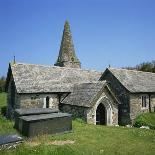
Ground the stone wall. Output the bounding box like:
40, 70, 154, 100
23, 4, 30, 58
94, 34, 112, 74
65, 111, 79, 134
58, 61, 81, 69
60, 87, 119, 125
130, 94, 149, 122
150, 94, 155, 112
6, 75, 60, 119
100, 71, 131, 125
86, 88, 118, 125
59, 104, 88, 121
54, 21, 81, 69
6, 76, 19, 119
19, 94, 59, 109
130, 93, 155, 123
101, 70, 155, 125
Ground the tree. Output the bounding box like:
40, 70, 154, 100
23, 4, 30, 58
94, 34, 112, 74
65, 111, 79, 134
124, 60, 155, 73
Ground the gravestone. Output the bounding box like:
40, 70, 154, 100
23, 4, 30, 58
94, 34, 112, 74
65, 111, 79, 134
18, 113, 72, 137
0, 134, 23, 150
14, 108, 59, 129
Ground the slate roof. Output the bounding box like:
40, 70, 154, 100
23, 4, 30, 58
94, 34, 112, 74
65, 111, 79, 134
105, 68, 155, 93
7, 63, 102, 93
62, 81, 106, 107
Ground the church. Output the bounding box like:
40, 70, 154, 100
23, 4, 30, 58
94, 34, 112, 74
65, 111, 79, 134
5, 21, 155, 125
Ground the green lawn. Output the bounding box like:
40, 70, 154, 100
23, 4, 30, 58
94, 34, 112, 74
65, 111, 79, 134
0, 92, 155, 155
0, 92, 7, 109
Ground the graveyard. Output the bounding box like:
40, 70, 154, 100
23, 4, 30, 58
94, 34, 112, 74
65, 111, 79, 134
0, 92, 155, 155
1, 0, 155, 154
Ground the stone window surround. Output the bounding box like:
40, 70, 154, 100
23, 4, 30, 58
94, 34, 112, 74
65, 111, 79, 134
43, 97, 54, 108
141, 95, 147, 109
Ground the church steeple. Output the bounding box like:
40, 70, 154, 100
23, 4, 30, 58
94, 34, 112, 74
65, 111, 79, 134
54, 21, 81, 68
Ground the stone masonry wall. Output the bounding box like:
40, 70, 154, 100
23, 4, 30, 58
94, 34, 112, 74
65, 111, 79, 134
6, 76, 19, 119
130, 94, 149, 122
130, 93, 155, 122
150, 94, 155, 112
59, 104, 88, 121
130, 93, 155, 123
62, 61, 81, 68
6, 77, 60, 119
19, 94, 59, 109
100, 71, 131, 125
87, 88, 118, 125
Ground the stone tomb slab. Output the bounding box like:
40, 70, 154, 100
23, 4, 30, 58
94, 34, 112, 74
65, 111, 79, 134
18, 113, 72, 137
0, 134, 23, 150
14, 108, 59, 130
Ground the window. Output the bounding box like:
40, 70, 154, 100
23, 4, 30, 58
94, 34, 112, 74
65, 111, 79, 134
142, 96, 147, 108
46, 96, 49, 108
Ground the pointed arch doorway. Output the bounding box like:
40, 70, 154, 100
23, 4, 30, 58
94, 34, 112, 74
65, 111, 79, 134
96, 103, 106, 125
95, 96, 113, 125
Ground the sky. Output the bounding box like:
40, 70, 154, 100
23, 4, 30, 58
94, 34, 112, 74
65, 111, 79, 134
0, 0, 155, 76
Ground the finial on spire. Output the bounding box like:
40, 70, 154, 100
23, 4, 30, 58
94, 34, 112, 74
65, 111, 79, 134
13, 55, 16, 64
64, 20, 69, 27
54, 21, 81, 68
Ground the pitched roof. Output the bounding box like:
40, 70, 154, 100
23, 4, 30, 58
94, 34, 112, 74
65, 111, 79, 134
104, 68, 155, 93
62, 81, 106, 107
7, 63, 102, 93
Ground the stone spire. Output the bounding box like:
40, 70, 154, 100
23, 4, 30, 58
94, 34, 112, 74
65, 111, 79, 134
54, 21, 81, 68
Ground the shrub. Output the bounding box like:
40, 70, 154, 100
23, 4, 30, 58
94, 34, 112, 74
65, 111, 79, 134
133, 112, 155, 130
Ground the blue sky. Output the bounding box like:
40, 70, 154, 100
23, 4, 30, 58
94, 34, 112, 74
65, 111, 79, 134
0, 0, 155, 76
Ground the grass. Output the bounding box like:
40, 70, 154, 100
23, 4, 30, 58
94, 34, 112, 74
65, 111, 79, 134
0, 92, 7, 109
0, 92, 155, 155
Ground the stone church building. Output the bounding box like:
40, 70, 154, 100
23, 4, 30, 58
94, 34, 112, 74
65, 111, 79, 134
5, 21, 155, 125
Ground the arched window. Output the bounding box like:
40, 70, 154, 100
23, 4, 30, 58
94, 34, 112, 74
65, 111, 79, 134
46, 96, 49, 108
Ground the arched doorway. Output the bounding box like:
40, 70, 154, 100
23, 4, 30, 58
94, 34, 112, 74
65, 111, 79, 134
94, 96, 113, 125
46, 96, 49, 108
96, 103, 106, 125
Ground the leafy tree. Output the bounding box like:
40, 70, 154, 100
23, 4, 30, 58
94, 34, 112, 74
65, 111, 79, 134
124, 60, 155, 73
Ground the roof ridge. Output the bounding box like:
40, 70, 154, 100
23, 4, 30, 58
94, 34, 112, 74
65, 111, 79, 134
73, 81, 106, 85
11, 62, 102, 73
10, 62, 53, 68
109, 67, 155, 75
